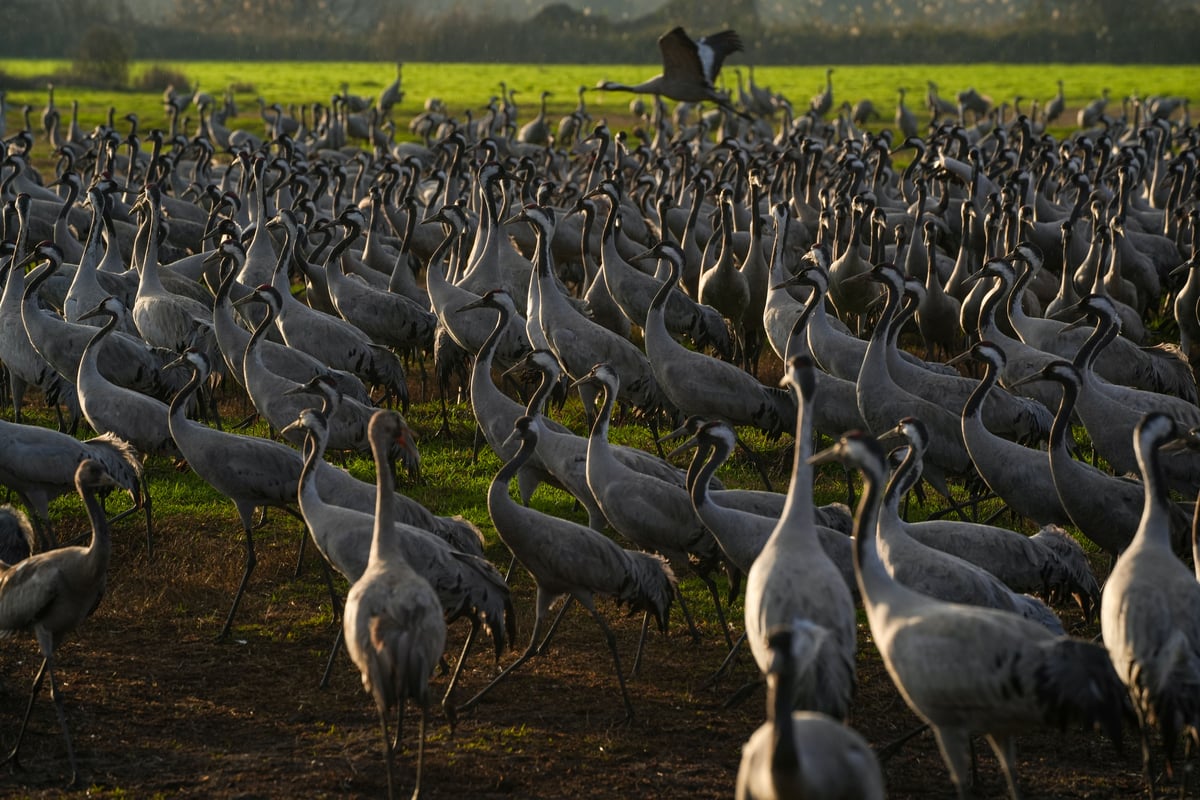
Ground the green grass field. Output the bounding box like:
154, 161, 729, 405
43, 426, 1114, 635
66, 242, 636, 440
2, 60, 1197, 144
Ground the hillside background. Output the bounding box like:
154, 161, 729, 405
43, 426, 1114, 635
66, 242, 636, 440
3, 0, 1197, 63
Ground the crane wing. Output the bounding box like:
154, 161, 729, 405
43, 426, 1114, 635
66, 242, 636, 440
695, 30, 744, 84
657, 27, 706, 87
0, 557, 62, 636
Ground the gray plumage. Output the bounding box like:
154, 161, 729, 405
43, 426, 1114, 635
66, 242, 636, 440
342, 410, 445, 800
0, 460, 116, 786
811, 431, 1129, 800
283, 408, 512, 697
735, 626, 884, 800
878, 418, 1064, 635
1100, 413, 1200, 796
459, 415, 675, 719
639, 240, 795, 439
595, 27, 744, 107
743, 357, 857, 720
0, 504, 35, 565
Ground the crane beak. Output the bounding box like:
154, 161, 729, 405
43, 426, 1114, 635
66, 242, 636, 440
279, 418, 305, 439
77, 300, 109, 321
665, 435, 702, 461
456, 297, 487, 313
807, 441, 846, 467
943, 350, 973, 369
1006, 371, 1044, 391
656, 421, 693, 446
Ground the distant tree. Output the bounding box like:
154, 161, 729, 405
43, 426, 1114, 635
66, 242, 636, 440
73, 24, 131, 88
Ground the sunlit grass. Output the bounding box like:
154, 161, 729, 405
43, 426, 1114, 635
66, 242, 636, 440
2, 59, 1196, 154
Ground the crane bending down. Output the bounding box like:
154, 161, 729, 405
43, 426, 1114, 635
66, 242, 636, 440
343, 410, 445, 800
0, 460, 116, 787
458, 415, 675, 720
595, 27, 748, 118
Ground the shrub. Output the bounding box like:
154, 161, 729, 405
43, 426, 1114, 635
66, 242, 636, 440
133, 64, 191, 94
72, 25, 131, 89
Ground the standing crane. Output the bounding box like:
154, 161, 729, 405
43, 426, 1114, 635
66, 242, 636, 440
281, 406, 511, 702
811, 431, 1129, 800
0, 460, 116, 787
342, 410, 446, 800
735, 626, 885, 800
742, 356, 857, 720
1100, 413, 1200, 798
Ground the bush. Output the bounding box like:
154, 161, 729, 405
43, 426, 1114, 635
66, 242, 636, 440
132, 64, 191, 94
72, 25, 131, 89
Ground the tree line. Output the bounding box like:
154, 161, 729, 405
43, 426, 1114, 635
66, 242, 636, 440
2, 0, 1196, 66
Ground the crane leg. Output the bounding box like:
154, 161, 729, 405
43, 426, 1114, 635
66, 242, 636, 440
581, 602, 634, 721
930, 726, 973, 799
630, 611, 651, 678
704, 631, 747, 690
218, 525, 257, 641
985, 734, 1023, 800
320, 626, 344, 690
1, 655, 49, 772
441, 618, 480, 715
734, 433, 774, 493
1133, 706, 1161, 799
876, 722, 930, 762
377, 707, 396, 800
698, 573, 735, 649
457, 590, 562, 714
673, 585, 703, 644
533, 596, 575, 656
411, 704, 429, 800
45, 656, 79, 787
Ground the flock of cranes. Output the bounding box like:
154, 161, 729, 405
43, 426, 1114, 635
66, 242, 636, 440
1, 25, 1199, 799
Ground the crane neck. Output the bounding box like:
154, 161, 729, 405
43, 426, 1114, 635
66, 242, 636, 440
1045, 377, 1079, 456
767, 655, 799, 776
79, 473, 112, 564
849, 450, 892, 601
82, 309, 119, 361
298, 424, 327, 510
369, 423, 402, 566
587, 379, 617, 445
776, 374, 816, 541
168, 363, 205, 428
492, 428, 538, 501
961, 357, 998, 422
477, 300, 510, 374
1134, 431, 1173, 550
649, 253, 679, 314
686, 440, 722, 511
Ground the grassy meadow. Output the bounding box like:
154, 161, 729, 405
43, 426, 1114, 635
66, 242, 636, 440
1, 59, 1197, 146
0, 57, 1151, 576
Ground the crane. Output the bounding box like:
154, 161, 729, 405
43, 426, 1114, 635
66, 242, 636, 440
811, 431, 1129, 800
577, 362, 734, 646
342, 410, 446, 800
0, 504, 34, 565
458, 415, 675, 720
0, 460, 116, 787
1100, 413, 1200, 798
595, 27, 745, 115
281, 407, 511, 702
735, 626, 884, 800
742, 356, 857, 719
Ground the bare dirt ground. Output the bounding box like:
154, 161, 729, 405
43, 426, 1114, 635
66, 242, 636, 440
0, 494, 1156, 800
